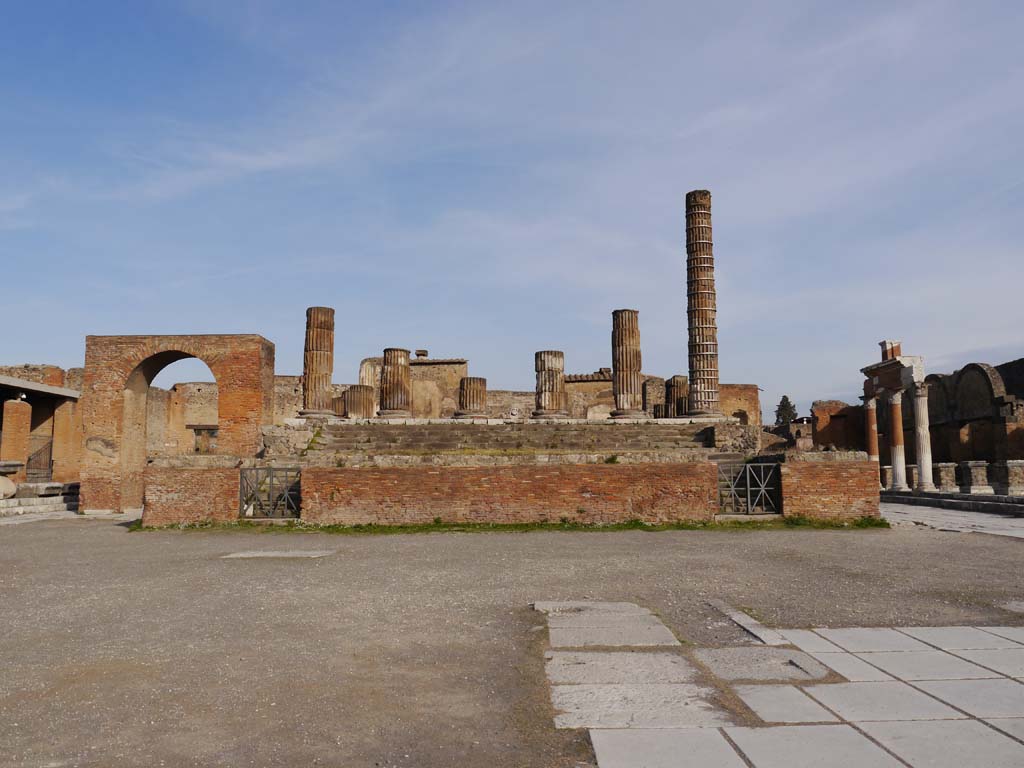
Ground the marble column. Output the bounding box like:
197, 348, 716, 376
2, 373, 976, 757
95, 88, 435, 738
913, 381, 936, 492
665, 376, 688, 418
344, 385, 375, 419
888, 390, 910, 491
378, 348, 412, 417
611, 309, 644, 418
685, 189, 720, 415
455, 377, 487, 419
301, 306, 335, 415
533, 351, 568, 418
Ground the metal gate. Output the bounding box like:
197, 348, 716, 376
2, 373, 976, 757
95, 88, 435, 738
239, 467, 301, 519
26, 440, 53, 482
717, 461, 781, 515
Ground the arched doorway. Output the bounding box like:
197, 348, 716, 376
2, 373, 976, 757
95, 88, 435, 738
79, 334, 275, 513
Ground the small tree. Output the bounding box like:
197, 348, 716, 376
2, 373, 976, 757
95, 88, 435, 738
775, 395, 798, 426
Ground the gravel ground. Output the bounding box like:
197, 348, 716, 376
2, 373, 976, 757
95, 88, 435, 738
2, 519, 1022, 767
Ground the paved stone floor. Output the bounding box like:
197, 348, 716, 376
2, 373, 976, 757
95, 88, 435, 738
882, 501, 1024, 539
536, 602, 1024, 767
2, 515, 1023, 766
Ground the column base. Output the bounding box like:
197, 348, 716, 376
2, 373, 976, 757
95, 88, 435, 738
611, 409, 647, 419
377, 410, 412, 418
532, 410, 569, 419
890, 483, 911, 492
453, 411, 487, 419
298, 409, 334, 417
915, 483, 937, 493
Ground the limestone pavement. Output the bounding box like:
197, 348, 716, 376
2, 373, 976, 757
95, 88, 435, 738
534, 601, 1024, 767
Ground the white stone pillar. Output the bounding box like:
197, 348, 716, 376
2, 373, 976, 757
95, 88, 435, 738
888, 390, 910, 491
913, 381, 936, 492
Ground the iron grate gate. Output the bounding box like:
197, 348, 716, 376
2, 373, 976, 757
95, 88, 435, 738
240, 467, 301, 519
717, 461, 781, 515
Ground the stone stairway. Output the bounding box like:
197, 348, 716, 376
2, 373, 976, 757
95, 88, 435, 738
0, 483, 80, 518
316, 422, 715, 454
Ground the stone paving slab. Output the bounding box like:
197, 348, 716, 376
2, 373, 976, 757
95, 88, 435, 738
532, 601, 651, 615
881, 503, 1024, 539
734, 684, 838, 724
545, 651, 697, 684
779, 628, 845, 653
916, 678, 1024, 718
550, 683, 732, 729
548, 624, 680, 648
985, 717, 1024, 740
953, 648, 1024, 677
725, 724, 904, 768
860, 719, 1024, 767
693, 647, 830, 682
855, 650, 1001, 681
221, 550, 335, 559
898, 626, 1024, 650
804, 681, 964, 721
814, 627, 934, 653
809, 652, 895, 682
982, 626, 1024, 644
589, 729, 746, 768
547, 612, 668, 629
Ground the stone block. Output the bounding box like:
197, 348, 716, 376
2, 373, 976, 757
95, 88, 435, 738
959, 460, 994, 494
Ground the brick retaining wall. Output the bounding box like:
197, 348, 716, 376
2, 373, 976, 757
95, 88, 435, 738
142, 466, 239, 526
780, 454, 880, 520
301, 463, 718, 526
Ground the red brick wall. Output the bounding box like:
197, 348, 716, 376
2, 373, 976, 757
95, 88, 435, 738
302, 462, 718, 526
1, 399, 32, 482
142, 467, 239, 526
780, 457, 880, 520
812, 400, 866, 450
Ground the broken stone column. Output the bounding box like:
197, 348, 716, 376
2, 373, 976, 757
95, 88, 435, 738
652, 404, 666, 419
331, 395, 346, 417
881, 465, 894, 489
301, 306, 335, 415
455, 377, 488, 419
933, 462, 958, 493
887, 390, 910, 491
533, 351, 568, 418
643, 377, 665, 417
906, 465, 918, 490
685, 189, 720, 416
378, 348, 412, 418
665, 376, 688, 418
611, 309, 644, 418
0, 399, 31, 483
344, 385, 375, 419
912, 382, 936, 492
992, 460, 1024, 496
959, 460, 994, 494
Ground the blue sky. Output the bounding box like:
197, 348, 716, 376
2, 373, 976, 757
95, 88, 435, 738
2, 1, 1022, 416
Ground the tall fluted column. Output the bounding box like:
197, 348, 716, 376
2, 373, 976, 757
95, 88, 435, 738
665, 375, 688, 418
301, 306, 334, 415
863, 395, 881, 489
611, 309, 644, 418
888, 390, 910, 491
912, 381, 936, 492
378, 348, 412, 417
344, 385, 375, 419
685, 189, 720, 415
533, 351, 568, 418
455, 377, 488, 419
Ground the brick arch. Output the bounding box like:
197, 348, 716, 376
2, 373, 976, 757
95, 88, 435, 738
954, 363, 1005, 422
79, 335, 275, 513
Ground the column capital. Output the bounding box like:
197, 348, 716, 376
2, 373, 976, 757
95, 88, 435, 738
861, 394, 877, 409
888, 389, 903, 406
913, 380, 929, 396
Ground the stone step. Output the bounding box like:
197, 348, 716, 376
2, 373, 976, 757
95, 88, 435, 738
0, 502, 79, 518
0, 494, 79, 510
881, 491, 1024, 518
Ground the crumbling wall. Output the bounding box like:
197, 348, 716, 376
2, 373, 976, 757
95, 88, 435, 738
0, 364, 66, 387
720, 384, 761, 426
811, 400, 865, 450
